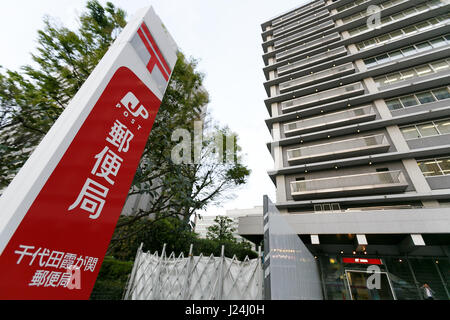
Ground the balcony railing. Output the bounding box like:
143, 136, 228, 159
272, 0, 325, 26
274, 20, 335, 48
281, 82, 364, 111
273, 9, 329, 37
284, 105, 374, 136
290, 170, 408, 199
286, 134, 389, 164
277, 46, 347, 75
276, 32, 341, 60
279, 62, 354, 93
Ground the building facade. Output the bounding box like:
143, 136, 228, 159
194, 206, 263, 242
239, 0, 450, 300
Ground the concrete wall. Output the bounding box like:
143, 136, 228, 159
239, 207, 450, 236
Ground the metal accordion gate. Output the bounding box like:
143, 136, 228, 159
123, 244, 263, 300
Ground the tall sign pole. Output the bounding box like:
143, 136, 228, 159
0, 6, 177, 299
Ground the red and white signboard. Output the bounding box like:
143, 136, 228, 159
0, 7, 177, 299
342, 258, 383, 265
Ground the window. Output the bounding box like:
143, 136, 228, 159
401, 118, 450, 140
430, 37, 446, 47
403, 8, 416, 16
401, 46, 416, 56
401, 126, 420, 139
403, 26, 416, 34
386, 73, 400, 83
390, 30, 403, 39
376, 59, 450, 88
418, 160, 442, 176
331, 203, 341, 211
389, 50, 403, 60
440, 158, 450, 175
400, 95, 419, 107
417, 123, 439, 137
378, 34, 391, 43
364, 57, 377, 67
430, 60, 450, 72
415, 65, 432, 76
391, 12, 404, 21
385, 87, 450, 111
386, 99, 403, 110
432, 87, 450, 100
399, 69, 415, 80
416, 21, 430, 30
418, 157, 450, 177
376, 54, 390, 64
363, 34, 450, 68
416, 92, 436, 104
314, 203, 341, 213
435, 119, 450, 134
415, 42, 432, 52
429, 17, 440, 25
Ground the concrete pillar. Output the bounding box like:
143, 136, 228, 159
271, 103, 279, 117
340, 30, 350, 40
273, 144, 283, 169
272, 123, 281, 141
268, 57, 276, 67
347, 44, 359, 56
276, 175, 287, 203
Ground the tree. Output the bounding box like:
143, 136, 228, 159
206, 215, 236, 243
0, 0, 126, 189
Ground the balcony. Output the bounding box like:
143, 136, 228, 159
279, 62, 355, 93
284, 105, 375, 137
277, 46, 347, 76
286, 134, 390, 164
276, 32, 341, 61
290, 170, 408, 199
274, 20, 335, 48
281, 82, 364, 112
272, 0, 325, 27
273, 9, 329, 38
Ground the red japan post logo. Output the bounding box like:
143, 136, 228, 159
137, 22, 172, 82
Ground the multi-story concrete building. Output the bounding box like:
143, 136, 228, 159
239, 0, 450, 300
194, 206, 262, 241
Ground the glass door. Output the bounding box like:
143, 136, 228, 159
345, 270, 396, 300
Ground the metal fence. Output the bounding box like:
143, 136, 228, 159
123, 244, 263, 300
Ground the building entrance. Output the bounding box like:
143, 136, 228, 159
345, 270, 396, 300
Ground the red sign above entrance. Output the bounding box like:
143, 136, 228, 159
343, 258, 383, 265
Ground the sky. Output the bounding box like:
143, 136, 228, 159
0, 0, 308, 216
